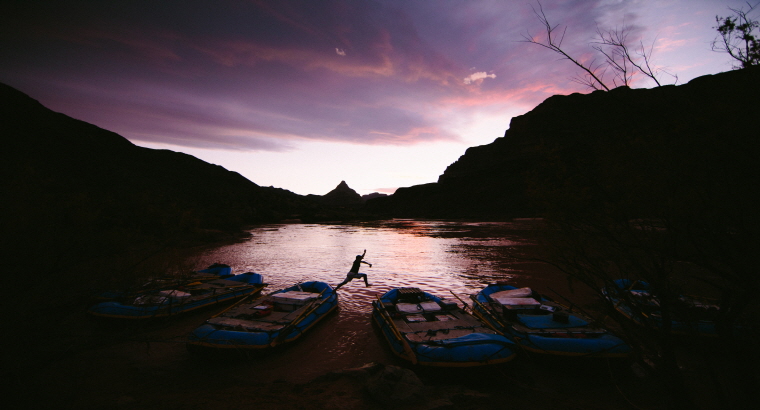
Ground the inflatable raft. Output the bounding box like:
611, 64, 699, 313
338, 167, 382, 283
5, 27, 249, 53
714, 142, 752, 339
372, 287, 517, 367
472, 284, 630, 357
88, 272, 266, 319
95, 263, 234, 302
603, 279, 723, 337
188, 281, 338, 350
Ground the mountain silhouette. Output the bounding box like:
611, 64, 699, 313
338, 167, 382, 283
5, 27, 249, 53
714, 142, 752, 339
0, 83, 372, 269
321, 180, 363, 206
366, 66, 760, 220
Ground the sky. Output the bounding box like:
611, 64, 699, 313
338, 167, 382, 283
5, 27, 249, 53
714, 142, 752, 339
0, 0, 751, 196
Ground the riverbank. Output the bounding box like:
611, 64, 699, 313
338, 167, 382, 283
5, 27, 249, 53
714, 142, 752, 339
8, 298, 671, 410
6, 221, 754, 409
7, 295, 748, 409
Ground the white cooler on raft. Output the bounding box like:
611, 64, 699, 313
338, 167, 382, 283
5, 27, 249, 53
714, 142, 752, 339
490, 287, 541, 310
272, 291, 318, 312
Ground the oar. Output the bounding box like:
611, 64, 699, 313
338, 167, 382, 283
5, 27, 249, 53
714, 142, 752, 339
468, 294, 508, 332
270, 288, 329, 347
374, 294, 418, 365
448, 290, 471, 312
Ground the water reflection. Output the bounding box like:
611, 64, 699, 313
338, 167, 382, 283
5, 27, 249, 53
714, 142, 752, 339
195, 220, 545, 313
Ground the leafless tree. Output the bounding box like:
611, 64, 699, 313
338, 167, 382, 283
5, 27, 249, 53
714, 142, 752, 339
522, 1, 611, 91
593, 27, 675, 87
522, 1, 675, 90
592, 27, 633, 88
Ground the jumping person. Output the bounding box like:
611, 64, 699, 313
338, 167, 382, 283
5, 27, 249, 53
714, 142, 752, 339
334, 249, 372, 290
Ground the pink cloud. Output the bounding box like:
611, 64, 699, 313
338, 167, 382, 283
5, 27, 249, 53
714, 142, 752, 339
373, 187, 398, 194
0, 0, 731, 156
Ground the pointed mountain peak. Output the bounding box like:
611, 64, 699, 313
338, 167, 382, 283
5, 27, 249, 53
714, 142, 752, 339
334, 180, 351, 191
322, 180, 362, 205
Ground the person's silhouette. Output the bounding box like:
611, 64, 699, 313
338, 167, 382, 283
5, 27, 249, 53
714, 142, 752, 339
334, 249, 372, 290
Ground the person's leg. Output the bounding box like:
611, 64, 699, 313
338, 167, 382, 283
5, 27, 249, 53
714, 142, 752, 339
335, 275, 351, 290
359, 273, 369, 286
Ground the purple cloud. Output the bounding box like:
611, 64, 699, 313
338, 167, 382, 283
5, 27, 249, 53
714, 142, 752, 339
0, 0, 732, 156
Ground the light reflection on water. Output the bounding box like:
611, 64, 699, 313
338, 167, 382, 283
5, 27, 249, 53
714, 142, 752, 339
194, 220, 545, 313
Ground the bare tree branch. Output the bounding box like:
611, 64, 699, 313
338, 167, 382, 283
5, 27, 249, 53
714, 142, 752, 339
521, 2, 611, 91
593, 27, 632, 87
523, 2, 675, 90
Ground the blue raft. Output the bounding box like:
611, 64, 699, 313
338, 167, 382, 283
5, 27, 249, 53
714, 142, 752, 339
188, 281, 338, 350
88, 272, 266, 319
472, 284, 630, 357
603, 279, 723, 337
372, 287, 517, 367
95, 263, 234, 301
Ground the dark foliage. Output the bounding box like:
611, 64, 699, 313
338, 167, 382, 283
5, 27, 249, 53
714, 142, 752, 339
713, 2, 760, 69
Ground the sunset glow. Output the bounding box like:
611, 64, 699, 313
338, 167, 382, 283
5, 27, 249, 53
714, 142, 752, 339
0, 0, 745, 195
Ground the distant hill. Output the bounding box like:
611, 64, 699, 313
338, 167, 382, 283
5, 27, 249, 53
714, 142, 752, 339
0, 83, 330, 226
0, 83, 371, 269
305, 181, 389, 207
362, 192, 388, 201
308, 180, 363, 207
365, 67, 760, 220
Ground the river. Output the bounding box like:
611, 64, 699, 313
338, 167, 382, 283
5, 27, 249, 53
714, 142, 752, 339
31, 220, 726, 409
193, 219, 558, 313
171, 219, 591, 381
